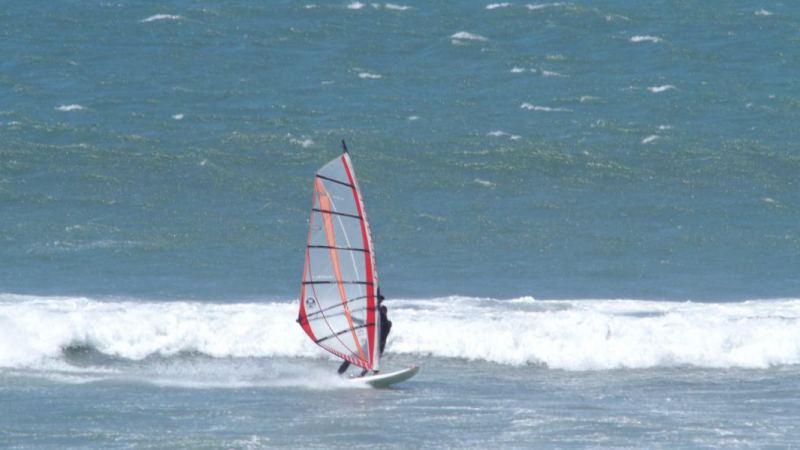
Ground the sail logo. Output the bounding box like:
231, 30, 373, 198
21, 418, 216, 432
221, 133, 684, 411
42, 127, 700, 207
305, 297, 317, 309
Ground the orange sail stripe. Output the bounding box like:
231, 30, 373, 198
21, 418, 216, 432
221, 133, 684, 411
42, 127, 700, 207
314, 178, 367, 363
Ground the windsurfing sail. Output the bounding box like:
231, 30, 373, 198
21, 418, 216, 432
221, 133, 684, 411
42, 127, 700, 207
297, 145, 381, 371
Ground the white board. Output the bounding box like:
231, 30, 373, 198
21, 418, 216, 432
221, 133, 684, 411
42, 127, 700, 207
349, 366, 420, 388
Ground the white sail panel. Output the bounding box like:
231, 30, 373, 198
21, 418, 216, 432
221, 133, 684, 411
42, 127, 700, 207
298, 152, 380, 370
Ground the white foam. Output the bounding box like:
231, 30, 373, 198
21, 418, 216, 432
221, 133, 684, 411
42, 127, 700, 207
347, 2, 364, 9
526, 2, 564, 10
290, 137, 314, 148
487, 130, 521, 140
55, 104, 85, 112
5, 294, 800, 371
473, 178, 496, 188
754, 9, 773, 16
510, 67, 526, 73
580, 96, 600, 103
140, 14, 183, 23
630, 35, 662, 43
172, 113, 184, 120
487, 3, 512, 9
648, 85, 675, 93
384, 3, 411, 10
358, 72, 382, 79
541, 70, 565, 77
520, 103, 571, 112
451, 31, 489, 44
408, 115, 419, 121
641, 135, 659, 144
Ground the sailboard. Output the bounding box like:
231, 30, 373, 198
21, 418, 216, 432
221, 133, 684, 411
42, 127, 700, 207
349, 366, 420, 389
297, 142, 384, 373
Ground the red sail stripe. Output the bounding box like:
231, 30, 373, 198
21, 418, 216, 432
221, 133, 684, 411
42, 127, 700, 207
341, 154, 377, 369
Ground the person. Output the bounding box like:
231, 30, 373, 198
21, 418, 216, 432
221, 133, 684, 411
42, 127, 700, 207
337, 288, 391, 376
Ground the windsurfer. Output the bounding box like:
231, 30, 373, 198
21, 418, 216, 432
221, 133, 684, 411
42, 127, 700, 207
338, 289, 392, 377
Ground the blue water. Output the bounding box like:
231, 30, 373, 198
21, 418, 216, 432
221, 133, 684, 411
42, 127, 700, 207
2, 1, 799, 448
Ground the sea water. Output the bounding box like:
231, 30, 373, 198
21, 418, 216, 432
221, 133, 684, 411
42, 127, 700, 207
1, 1, 799, 448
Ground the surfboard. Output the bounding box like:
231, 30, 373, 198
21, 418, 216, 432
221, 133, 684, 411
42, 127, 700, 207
349, 366, 420, 388
296, 141, 418, 387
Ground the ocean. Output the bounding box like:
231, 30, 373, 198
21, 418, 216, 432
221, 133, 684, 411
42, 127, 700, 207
1, 0, 799, 448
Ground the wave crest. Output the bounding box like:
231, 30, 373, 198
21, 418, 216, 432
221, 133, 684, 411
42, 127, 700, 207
2, 294, 800, 371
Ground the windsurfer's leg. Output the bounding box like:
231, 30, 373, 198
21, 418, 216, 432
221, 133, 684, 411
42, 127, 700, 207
359, 368, 368, 377
337, 360, 350, 375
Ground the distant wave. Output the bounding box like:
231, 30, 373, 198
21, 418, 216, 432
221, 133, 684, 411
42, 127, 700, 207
140, 14, 184, 23
541, 69, 565, 77
290, 137, 314, 148
4, 294, 800, 371
641, 135, 659, 144
630, 35, 662, 43
346, 2, 364, 9
520, 103, 571, 112
487, 130, 520, 140
384, 3, 411, 10
55, 104, 85, 112
754, 9, 773, 16
487, 3, 512, 9
526, 2, 565, 11
358, 72, 382, 79
648, 85, 675, 93
451, 31, 488, 44
473, 178, 496, 188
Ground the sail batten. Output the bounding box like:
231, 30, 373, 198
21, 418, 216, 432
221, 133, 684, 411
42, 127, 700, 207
298, 152, 380, 371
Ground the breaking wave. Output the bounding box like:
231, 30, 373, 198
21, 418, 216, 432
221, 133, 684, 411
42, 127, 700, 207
2, 294, 800, 371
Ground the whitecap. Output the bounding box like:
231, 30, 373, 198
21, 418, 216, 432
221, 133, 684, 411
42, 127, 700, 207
630, 35, 662, 43
5, 294, 800, 371
487, 130, 508, 137
541, 70, 565, 77
450, 31, 489, 44
473, 178, 496, 188
172, 113, 184, 120
510, 67, 526, 73
407, 115, 419, 121
520, 103, 571, 112
346, 2, 364, 9
140, 14, 183, 23
55, 104, 85, 112
384, 3, 411, 10
526, 2, 564, 10
648, 85, 675, 93
358, 72, 381, 79
754, 9, 773, 16
641, 135, 659, 144
486, 3, 512, 9
290, 138, 314, 148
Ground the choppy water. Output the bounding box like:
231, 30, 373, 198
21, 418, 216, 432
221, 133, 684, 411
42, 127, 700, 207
2, 1, 799, 448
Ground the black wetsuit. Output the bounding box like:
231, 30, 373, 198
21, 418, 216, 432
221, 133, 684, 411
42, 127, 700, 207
379, 306, 391, 355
